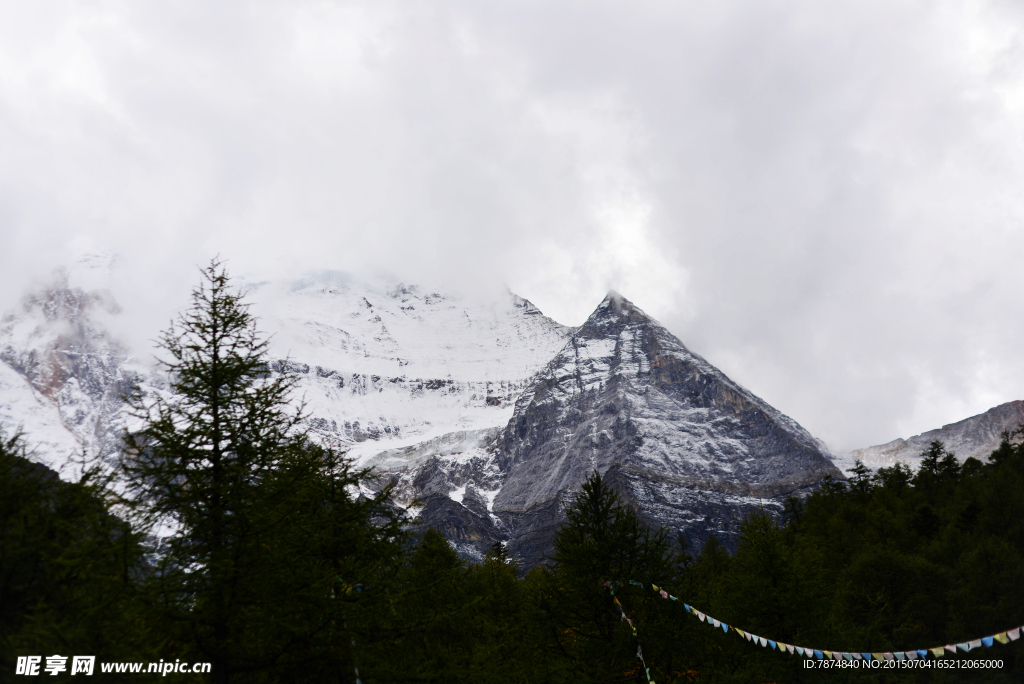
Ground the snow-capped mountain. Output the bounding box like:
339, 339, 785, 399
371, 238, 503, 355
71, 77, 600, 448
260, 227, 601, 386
0, 256, 146, 477
846, 400, 1024, 470
2, 257, 846, 565
485, 293, 842, 563
248, 273, 571, 459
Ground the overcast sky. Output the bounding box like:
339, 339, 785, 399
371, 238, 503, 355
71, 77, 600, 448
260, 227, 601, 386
2, 0, 1023, 453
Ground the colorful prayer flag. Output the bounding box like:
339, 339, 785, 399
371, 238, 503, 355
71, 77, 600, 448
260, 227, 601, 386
982, 636, 994, 648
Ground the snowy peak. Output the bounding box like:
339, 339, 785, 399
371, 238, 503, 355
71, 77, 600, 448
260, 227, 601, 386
491, 290, 842, 563
846, 400, 1024, 470
0, 267, 140, 474
578, 291, 658, 337
244, 274, 572, 462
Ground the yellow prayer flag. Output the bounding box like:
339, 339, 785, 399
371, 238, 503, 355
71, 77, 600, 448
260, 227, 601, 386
995, 633, 1010, 645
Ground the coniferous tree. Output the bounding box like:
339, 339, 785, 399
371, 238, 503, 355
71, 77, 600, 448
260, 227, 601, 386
1, 427, 152, 674
537, 471, 688, 683
119, 260, 405, 683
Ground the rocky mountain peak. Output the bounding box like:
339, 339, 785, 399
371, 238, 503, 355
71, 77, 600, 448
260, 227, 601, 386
578, 291, 654, 336
489, 292, 843, 564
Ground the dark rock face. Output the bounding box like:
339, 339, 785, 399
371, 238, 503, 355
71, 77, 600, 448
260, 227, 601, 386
489, 293, 843, 567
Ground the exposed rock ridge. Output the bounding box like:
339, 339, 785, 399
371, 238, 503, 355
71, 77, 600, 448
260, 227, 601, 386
848, 400, 1024, 468
489, 292, 843, 565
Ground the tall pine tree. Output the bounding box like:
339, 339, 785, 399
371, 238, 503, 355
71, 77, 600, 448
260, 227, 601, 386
118, 260, 400, 682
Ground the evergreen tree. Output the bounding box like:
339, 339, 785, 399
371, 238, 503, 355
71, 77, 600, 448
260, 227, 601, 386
1, 427, 152, 675
119, 260, 404, 682
537, 471, 687, 683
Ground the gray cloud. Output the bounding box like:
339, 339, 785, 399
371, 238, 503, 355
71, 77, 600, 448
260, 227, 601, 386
1, 0, 1022, 452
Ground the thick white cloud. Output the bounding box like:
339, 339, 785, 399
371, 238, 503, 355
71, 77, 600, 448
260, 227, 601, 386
1, 0, 1022, 452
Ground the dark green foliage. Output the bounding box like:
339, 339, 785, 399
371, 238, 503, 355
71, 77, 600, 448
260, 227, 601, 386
533, 472, 693, 683
675, 431, 1024, 683
0, 429, 152, 675
118, 261, 317, 680
116, 260, 408, 683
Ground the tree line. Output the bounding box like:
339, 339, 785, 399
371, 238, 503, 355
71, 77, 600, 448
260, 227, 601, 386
3, 261, 1023, 682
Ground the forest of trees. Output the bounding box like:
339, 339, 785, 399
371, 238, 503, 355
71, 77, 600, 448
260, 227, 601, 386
3, 262, 1024, 682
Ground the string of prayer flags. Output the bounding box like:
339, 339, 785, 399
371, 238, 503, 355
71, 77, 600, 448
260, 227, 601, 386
602, 578, 1023, 668
600, 580, 653, 683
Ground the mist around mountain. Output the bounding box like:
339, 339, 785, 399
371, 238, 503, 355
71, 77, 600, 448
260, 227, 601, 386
4, 260, 1024, 683
0, 257, 846, 563
3, 256, 1022, 563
